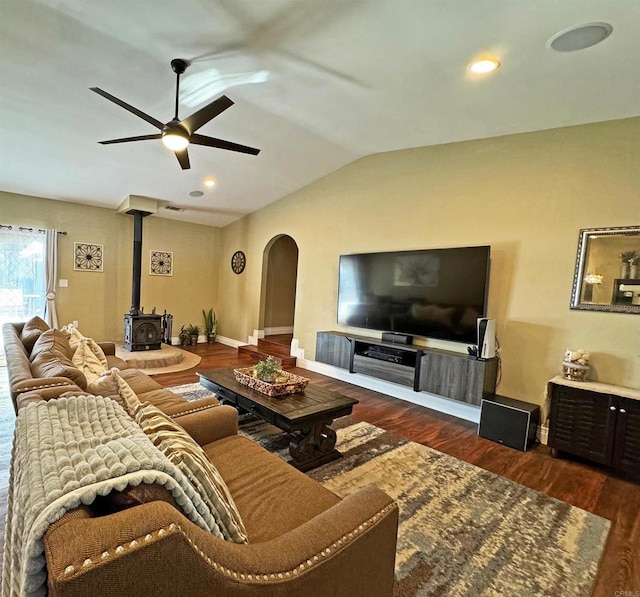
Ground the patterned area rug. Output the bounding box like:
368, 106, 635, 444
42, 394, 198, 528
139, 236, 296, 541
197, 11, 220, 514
171, 383, 611, 596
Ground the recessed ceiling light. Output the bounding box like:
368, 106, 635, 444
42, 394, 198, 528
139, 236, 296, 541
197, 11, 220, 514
189, 190, 204, 197
468, 58, 501, 74
204, 178, 216, 187
548, 22, 612, 52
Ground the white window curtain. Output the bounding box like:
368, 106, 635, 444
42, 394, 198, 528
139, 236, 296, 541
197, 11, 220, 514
44, 229, 59, 328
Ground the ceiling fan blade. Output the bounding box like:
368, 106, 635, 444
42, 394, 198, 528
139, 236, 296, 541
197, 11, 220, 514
175, 148, 191, 170
190, 133, 260, 155
90, 87, 164, 130
181, 95, 234, 135
98, 134, 162, 145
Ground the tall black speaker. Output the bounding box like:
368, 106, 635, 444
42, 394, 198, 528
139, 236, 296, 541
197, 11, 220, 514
478, 395, 539, 451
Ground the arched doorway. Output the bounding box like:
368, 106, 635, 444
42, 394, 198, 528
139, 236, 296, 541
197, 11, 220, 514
260, 235, 299, 343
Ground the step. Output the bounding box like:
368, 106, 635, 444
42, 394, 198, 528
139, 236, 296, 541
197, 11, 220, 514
237, 344, 297, 368
257, 338, 292, 356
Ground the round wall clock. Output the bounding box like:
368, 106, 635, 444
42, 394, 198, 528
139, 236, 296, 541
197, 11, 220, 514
231, 250, 246, 274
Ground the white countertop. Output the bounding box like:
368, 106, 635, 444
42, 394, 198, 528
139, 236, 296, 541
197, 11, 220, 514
549, 375, 640, 402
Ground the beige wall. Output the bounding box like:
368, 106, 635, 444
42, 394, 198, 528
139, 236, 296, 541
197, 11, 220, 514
0, 192, 221, 341
218, 117, 640, 406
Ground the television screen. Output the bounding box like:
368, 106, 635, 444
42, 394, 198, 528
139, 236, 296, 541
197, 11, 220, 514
337, 246, 490, 344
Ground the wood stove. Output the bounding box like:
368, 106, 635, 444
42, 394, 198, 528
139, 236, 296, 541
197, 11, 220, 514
124, 313, 162, 351
123, 209, 162, 351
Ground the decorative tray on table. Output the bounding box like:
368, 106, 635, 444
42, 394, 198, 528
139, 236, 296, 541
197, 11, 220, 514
233, 368, 310, 397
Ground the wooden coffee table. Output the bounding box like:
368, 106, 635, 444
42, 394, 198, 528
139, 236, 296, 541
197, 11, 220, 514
198, 368, 358, 471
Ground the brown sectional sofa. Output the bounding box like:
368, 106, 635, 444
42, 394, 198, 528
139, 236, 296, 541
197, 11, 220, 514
3, 320, 216, 415
2, 321, 399, 595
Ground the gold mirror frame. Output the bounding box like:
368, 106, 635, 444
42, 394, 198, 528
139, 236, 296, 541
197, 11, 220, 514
570, 225, 640, 313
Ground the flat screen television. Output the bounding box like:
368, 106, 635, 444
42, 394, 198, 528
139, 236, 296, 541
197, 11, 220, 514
337, 246, 490, 344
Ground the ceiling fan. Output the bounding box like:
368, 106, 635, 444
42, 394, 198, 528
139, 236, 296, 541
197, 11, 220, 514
91, 58, 260, 170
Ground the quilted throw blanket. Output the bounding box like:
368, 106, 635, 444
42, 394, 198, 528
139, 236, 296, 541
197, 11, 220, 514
2, 395, 225, 597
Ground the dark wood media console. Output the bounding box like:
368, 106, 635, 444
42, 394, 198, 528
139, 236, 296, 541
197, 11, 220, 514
316, 331, 497, 406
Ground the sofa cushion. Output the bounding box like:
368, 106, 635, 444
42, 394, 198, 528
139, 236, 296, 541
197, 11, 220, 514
29, 330, 87, 390
204, 434, 342, 543
135, 403, 248, 544
135, 388, 199, 416
118, 368, 164, 394
20, 316, 49, 355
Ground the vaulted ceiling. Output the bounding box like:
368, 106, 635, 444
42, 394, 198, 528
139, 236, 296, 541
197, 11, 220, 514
1, 0, 639, 226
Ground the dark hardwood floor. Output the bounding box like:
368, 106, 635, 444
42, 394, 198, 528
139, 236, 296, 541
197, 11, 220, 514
157, 342, 640, 596
1, 341, 637, 594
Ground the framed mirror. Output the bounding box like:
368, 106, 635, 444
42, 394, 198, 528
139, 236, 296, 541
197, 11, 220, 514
570, 225, 640, 313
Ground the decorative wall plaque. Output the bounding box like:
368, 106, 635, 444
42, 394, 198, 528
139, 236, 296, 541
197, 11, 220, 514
74, 243, 104, 272
150, 250, 173, 276
231, 250, 246, 274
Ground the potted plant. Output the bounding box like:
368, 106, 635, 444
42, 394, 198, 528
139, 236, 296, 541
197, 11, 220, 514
202, 308, 217, 344
185, 324, 200, 345
178, 325, 190, 347
252, 356, 282, 383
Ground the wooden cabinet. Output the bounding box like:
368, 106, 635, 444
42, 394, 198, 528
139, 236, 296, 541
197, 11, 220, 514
316, 331, 497, 404
316, 332, 352, 369
419, 350, 497, 406
612, 397, 640, 472
548, 378, 640, 478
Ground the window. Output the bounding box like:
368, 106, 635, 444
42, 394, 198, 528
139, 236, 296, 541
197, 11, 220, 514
0, 228, 45, 362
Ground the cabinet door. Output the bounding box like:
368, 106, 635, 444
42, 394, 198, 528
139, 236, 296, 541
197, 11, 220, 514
315, 333, 352, 369
548, 385, 617, 465
419, 352, 490, 406
612, 397, 640, 476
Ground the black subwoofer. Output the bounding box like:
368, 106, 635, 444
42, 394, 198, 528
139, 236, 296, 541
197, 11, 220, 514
478, 394, 540, 451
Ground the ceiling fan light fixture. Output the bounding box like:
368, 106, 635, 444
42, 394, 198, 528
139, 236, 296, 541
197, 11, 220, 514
162, 132, 189, 151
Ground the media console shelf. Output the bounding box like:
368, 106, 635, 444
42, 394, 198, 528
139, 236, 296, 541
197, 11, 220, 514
316, 331, 497, 406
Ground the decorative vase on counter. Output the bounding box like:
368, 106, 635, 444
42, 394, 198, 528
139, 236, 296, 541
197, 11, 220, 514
630, 264, 639, 279
562, 361, 590, 382
562, 348, 591, 382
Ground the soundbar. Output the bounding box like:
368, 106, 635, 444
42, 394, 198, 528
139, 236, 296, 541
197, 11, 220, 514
381, 332, 413, 345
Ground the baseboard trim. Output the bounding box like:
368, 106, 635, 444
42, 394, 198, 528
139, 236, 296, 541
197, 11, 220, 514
248, 329, 264, 346
216, 335, 245, 348
264, 326, 294, 335
537, 423, 549, 445
291, 338, 305, 359
297, 358, 481, 424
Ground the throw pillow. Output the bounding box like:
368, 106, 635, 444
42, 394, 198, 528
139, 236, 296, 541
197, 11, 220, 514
87, 368, 141, 416
60, 323, 86, 352
135, 402, 248, 544
72, 339, 108, 383
20, 316, 50, 355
